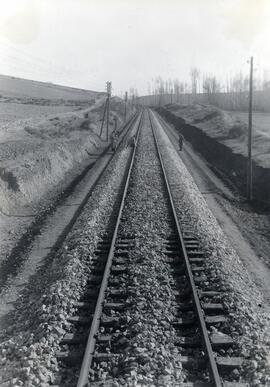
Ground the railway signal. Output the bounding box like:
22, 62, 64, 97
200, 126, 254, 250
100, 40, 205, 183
106, 81, 112, 96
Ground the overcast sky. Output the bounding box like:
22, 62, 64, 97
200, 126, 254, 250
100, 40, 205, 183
0, 0, 270, 95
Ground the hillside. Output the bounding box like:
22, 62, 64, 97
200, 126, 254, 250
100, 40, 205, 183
0, 74, 103, 101
0, 74, 131, 215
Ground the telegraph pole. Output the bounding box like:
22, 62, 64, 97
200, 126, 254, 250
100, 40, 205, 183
106, 81, 111, 142
100, 98, 108, 137
170, 89, 173, 104
124, 91, 128, 122
247, 56, 253, 201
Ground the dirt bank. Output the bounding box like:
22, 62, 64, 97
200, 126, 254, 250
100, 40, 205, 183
157, 104, 270, 204
0, 97, 130, 215
0, 135, 133, 387
0, 94, 132, 265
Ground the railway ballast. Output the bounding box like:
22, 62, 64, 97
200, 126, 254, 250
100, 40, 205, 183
1, 110, 268, 387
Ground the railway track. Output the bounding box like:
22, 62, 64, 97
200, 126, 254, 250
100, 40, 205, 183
148, 110, 247, 387
53, 111, 143, 385
55, 109, 249, 386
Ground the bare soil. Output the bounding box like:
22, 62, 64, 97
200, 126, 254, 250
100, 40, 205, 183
0, 77, 132, 303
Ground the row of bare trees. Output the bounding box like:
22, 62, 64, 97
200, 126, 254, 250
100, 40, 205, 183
143, 68, 270, 111
148, 67, 270, 99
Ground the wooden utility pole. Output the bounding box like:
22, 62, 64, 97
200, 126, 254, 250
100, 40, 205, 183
170, 89, 173, 104
247, 56, 253, 201
113, 116, 117, 132
100, 98, 108, 137
100, 81, 112, 140
124, 91, 128, 122
106, 81, 111, 142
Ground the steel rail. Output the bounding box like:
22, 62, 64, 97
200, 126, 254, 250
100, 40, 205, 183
148, 108, 222, 387
76, 110, 144, 387
116, 111, 137, 141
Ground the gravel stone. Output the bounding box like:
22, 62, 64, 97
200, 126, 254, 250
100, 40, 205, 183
0, 142, 133, 386
152, 110, 270, 385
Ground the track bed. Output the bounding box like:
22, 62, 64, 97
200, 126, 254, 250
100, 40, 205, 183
56, 111, 250, 386
1, 110, 268, 387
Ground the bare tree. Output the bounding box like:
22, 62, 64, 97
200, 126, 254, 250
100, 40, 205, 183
190, 67, 200, 94
262, 69, 270, 90
203, 75, 220, 94
173, 78, 180, 102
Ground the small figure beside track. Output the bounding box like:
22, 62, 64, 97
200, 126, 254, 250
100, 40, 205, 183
110, 130, 118, 152
110, 117, 119, 152
80, 112, 90, 130
127, 135, 136, 148
178, 133, 184, 151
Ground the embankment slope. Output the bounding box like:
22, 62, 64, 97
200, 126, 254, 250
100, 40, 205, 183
158, 103, 270, 203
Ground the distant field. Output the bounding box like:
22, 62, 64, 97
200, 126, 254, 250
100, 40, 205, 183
0, 74, 103, 124
0, 74, 102, 100
227, 111, 270, 136
0, 102, 79, 123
